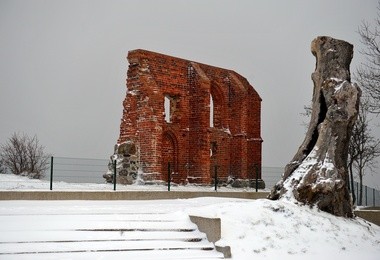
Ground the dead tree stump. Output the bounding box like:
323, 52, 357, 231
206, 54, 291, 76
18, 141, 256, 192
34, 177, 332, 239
268, 36, 361, 217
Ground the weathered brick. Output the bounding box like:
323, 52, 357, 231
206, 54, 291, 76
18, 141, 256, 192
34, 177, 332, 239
117, 49, 263, 184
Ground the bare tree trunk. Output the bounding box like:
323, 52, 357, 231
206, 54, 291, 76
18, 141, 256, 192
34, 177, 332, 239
349, 162, 356, 205
359, 168, 363, 205
269, 36, 361, 217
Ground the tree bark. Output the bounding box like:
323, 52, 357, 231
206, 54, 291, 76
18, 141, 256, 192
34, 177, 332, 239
349, 162, 356, 204
359, 169, 363, 205
268, 36, 361, 217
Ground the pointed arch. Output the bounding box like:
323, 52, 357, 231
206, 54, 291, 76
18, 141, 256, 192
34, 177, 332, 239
161, 130, 179, 181
210, 82, 228, 129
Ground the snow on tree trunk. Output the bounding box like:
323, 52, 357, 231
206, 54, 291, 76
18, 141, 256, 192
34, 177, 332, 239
268, 36, 361, 218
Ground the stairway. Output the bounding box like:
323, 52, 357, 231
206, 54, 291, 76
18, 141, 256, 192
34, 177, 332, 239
0, 205, 224, 259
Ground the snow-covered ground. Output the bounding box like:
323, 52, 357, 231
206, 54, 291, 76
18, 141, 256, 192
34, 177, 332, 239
0, 174, 379, 259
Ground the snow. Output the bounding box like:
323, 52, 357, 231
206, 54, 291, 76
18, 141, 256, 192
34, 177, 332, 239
330, 77, 343, 82
0, 173, 262, 192
0, 174, 379, 259
0, 198, 222, 260
223, 128, 231, 135
334, 80, 347, 93
281, 146, 346, 200
128, 90, 139, 96
327, 77, 347, 93
188, 198, 380, 259
281, 148, 319, 201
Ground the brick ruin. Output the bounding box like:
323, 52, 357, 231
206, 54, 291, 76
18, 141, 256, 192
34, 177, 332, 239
105, 49, 263, 187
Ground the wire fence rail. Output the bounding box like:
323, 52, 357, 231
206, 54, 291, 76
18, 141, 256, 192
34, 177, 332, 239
48, 156, 107, 185
1, 156, 379, 206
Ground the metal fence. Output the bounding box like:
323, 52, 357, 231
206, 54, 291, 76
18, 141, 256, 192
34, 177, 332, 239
2, 156, 379, 206
351, 181, 380, 207
262, 166, 283, 188
45, 157, 107, 184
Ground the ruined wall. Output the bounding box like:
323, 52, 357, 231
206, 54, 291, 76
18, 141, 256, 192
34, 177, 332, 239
117, 49, 262, 185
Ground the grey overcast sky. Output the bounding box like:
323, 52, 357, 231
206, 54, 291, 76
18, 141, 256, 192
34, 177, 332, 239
1, 0, 379, 187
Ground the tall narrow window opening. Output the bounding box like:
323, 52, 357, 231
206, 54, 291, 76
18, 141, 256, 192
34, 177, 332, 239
164, 95, 171, 123
210, 94, 214, 127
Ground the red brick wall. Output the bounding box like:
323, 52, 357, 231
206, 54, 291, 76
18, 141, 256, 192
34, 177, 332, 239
118, 49, 262, 184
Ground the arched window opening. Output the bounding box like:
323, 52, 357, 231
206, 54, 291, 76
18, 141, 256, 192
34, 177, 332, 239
162, 131, 178, 181
210, 89, 225, 129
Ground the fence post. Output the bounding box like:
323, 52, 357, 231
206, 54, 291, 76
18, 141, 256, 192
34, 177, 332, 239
374, 189, 376, 207
356, 182, 359, 206
50, 156, 53, 191
168, 162, 171, 191
214, 165, 218, 192
113, 160, 117, 191
365, 185, 368, 206
255, 164, 259, 192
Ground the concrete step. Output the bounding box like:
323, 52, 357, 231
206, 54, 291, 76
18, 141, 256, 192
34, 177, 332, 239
0, 230, 207, 243
0, 211, 224, 259
0, 214, 198, 231
0, 240, 216, 254
1, 249, 224, 260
